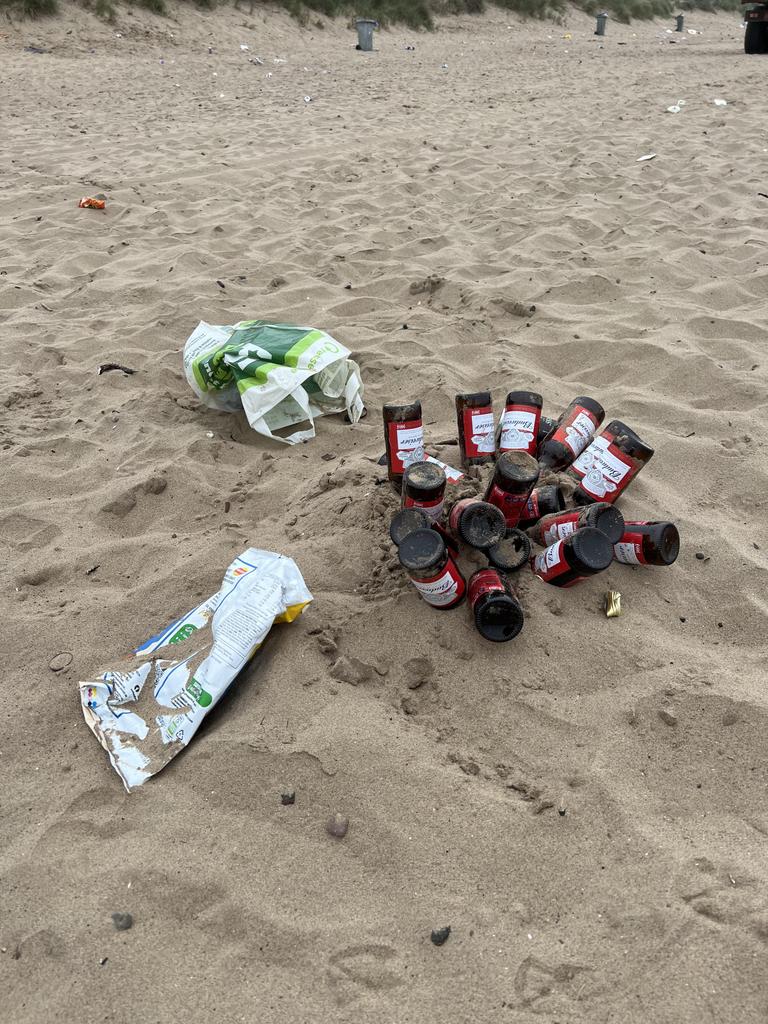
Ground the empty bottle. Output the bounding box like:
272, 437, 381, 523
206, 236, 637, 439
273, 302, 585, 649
497, 391, 542, 457
614, 521, 680, 566
456, 391, 495, 467
383, 400, 424, 488
468, 569, 525, 642
486, 529, 530, 574
527, 503, 625, 546
389, 507, 431, 546
402, 461, 447, 521
518, 484, 565, 527
531, 527, 613, 588
568, 420, 654, 505
484, 450, 540, 528
398, 528, 466, 608
448, 498, 506, 549
537, 397, 605, 471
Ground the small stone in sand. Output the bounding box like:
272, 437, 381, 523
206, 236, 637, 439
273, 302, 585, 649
659, 708, 678, 727
430, 926, 451, 946
49, 652, 73, 672
111, 912, 133, 931
695, 552, 706, 560
326, 813, 349, 838
281, 791, 296, 806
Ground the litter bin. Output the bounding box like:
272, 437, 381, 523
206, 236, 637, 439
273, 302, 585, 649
595, 11, 608, 35
356, 18, 378, 52
675, 13, 684, 31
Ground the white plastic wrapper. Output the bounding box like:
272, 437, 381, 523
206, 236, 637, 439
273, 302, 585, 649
79, 549, 312, 791
183, 319, 365, 444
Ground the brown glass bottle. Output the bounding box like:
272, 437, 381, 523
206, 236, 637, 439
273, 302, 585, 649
537, 397, 605, 471
389, 508, 431, 546
383, 401, 425, 489
613, 521, 680, 566
536, 415, 558, 452
455, 391, 495, 468
518, 484, 565, 528
448, 498, 506, 550
484, 451, 540, 528
398, 528, 466, 609
468, 569, 525, 642
527, 503, 625, 547
530, 527, 613, 588
497, 391, 542, 457
486, 529, 531, 574
568, 420, 654, 505
402, 462, 447, 522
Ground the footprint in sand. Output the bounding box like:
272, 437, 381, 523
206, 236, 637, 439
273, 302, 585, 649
328, 943, 405, 999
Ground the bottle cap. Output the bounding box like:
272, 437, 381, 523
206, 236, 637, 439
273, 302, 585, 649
570, 527, 614, 572
398, 528, 445, 572
495, 450, 540, 489
588, 503, 625, 544
505, 391, 543, 407
402, 460, 446, 499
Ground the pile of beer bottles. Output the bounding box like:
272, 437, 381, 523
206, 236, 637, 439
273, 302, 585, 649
383, 391, 680, 644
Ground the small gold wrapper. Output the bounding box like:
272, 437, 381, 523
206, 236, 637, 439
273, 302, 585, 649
604, 591, 621, 618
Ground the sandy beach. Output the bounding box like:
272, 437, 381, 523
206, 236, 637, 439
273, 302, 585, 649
2, 3, 768, 1020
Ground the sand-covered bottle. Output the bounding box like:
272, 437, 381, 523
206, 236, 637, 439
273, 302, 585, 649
398, 528, 466, 609
484, 451, 540, 528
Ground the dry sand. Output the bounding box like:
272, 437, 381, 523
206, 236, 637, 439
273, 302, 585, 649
2, 3, 768, 1020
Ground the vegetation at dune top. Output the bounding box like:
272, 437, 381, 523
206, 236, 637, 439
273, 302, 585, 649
0, 0, 742, 30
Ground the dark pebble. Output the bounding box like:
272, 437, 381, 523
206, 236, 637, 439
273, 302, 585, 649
111, 912, 133, 931
402, 323, 409, 330
326, 813, 349, 838
281, 791, 296, 806
695, 552, 706, 560
431, 926, 451, 946
223, 500, 230, 513
216, 279, 226, 289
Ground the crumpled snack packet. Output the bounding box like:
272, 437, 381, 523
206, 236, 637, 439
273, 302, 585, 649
80, 549, 312, 791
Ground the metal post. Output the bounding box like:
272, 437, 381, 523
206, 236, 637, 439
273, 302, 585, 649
675, 14, 684, 31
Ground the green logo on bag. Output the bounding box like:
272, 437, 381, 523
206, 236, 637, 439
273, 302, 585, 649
168, 623, 198, 645
186, 678, 212, 708
306, 340, 340, 370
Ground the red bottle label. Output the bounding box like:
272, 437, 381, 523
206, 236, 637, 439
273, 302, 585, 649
410, 557, 466, 607
461, 406, 495, 459
524, 491, 540, 521
531, 539, 586, 587
613, 529, 648, 565
539, 510, 581, 546
468, 568, 506, 607
570, 429, 636, 502
403, 493, 445, 522
448, 497, 476, 537
497, 403, 540, 456
486, 483, 530, 528
550, 405, 600, 458
387, 419, 425, 475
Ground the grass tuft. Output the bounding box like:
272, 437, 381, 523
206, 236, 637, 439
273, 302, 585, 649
0, 0, 743, 28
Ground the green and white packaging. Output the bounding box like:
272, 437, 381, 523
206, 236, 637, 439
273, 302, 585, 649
80, 549, 312, 791
183, 319, 365, 444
